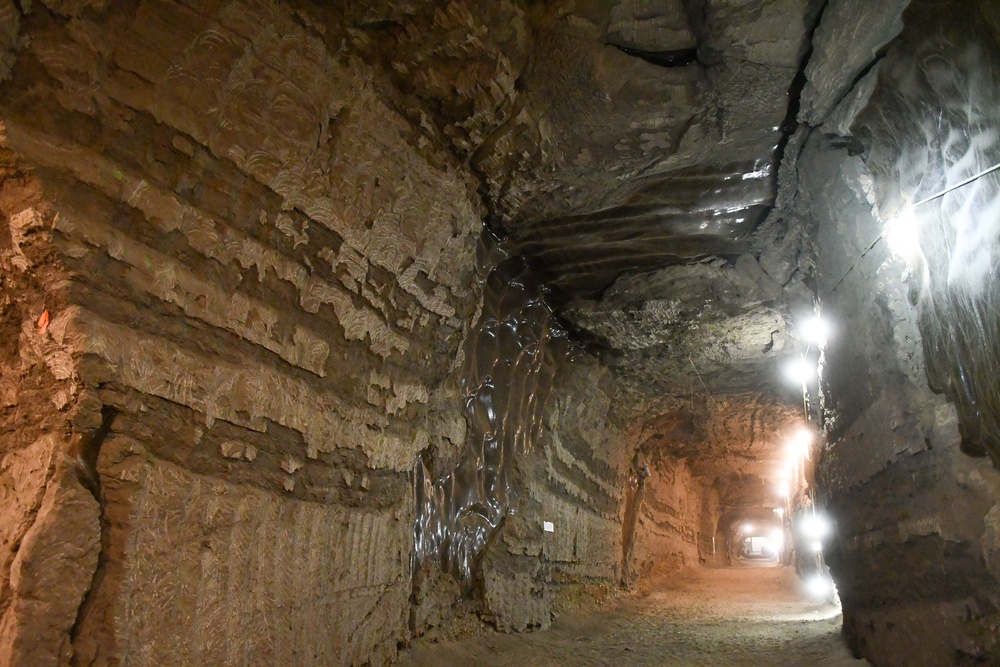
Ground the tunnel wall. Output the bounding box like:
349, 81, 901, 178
626, 452, 717, 582
0, 152, 102, 667
472, 356, 719, 630
1, 2, 666, 662
804, 134, 1000, 665
0, 2, 486, 665
796, 1, 1000, 663
474, 358, 630, 632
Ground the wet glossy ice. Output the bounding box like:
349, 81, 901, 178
413, 233, 570, 582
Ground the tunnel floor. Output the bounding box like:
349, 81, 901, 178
397, 565, 869, 666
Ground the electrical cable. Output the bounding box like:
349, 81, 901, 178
829, 157, 1000, 293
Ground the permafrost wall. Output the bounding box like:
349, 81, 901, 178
413, 237, 567, 586
0, 3, 482, 665
797, 1, 1000, 663
0, 2, 716, 665
411, 234, 717, 635
859, 4, 1000, 465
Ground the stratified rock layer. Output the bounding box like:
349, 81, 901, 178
5, 1, 1000, 666
1, 2, 483, 664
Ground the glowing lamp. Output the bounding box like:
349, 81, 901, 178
804, 575, 833, 599
770, 529, 784, 550
800, 315, 831, 347
784, 357, 816, 385
885, 206, 922, 261
742, 523, 754, 533
800, 514, 832, 540
786, 428, 813, 461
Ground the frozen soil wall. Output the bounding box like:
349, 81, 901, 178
0, 3, 715, 665
0, 2, 483, 665
794, 1, 1000, 663
5, 1, 1000, 666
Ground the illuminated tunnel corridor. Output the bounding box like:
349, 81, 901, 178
2, 1, 1000, 666
399, 565, 855, 666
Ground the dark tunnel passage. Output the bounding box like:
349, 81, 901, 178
2, 1, 1000, 666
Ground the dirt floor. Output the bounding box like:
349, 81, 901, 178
397, 563, 870, 666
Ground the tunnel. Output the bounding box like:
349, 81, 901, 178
2, 0, 1000, 665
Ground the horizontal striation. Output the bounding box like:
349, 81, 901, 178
70, 307, 426, 471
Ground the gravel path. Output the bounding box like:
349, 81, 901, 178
397, 564, 870, 666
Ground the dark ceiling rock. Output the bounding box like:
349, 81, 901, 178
477, 0, 819, 300
509, 163, 777, 297
339, 2, 824, 413
352, 0, 820, 302
466, 1, 822, 413
798, 0, 910, 127
566, 255, 788, 391
344, 0, 529, 161
605, 0, 697, 53
0, 0, 18, 82
475, 14, 706, 227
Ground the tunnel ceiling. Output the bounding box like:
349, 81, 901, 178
343, 0, 820, 405
337, 0, 827, 516
637, 393, 801, 513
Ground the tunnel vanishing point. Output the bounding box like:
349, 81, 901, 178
2, 1, 1000, 665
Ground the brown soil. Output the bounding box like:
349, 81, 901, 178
397, 564, 870, 667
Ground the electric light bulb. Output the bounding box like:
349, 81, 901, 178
786, 427, 813, 459
886, 206, 922, 261
804, 575, 833, 599
784, 357, 816, 385
800, 514, 832, 540
800, 315, 831, 347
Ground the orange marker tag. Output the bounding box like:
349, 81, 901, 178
37, 310, 50, 334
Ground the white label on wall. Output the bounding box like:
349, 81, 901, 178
543, 521, 554, 533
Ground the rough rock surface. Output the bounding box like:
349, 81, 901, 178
0, 146, 100, 667
0, 1, 18, 83
0, 442, 100, 667
1, 2, 482, 664
798, 0, 910, 127
477, 359, 630, 632
4, 1, 1000, 666
796, 2, 1000, 662
565, 254, 803, 395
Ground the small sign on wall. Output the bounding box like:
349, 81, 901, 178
543, 521, 554, 533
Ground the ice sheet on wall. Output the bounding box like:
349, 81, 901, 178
413, 232, 571, 583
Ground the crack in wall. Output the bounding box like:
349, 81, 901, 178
68, 407, 116, 663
